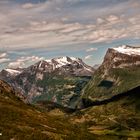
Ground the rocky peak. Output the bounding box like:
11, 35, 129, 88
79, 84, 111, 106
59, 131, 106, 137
0, 56, 94, 109
101, 45, 140, 71
0, 68, 23, 83
46, 56, 82, 68
113, 45, 140, 56
25, 56, 95, 76
82, 45, 140, 105
4, 69, 22, 76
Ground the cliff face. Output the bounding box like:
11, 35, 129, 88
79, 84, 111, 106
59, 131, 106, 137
101, 46, 140, 71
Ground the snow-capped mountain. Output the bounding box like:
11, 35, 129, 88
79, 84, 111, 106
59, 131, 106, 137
102, 45, 140, 70
0, 56, 94, 109
113, 45, 140, 56
46, 56, 78, 68
30, 56, 95, 77
0, 68, 23, 83
81, 45, 140, 106
5, 69, 22, 75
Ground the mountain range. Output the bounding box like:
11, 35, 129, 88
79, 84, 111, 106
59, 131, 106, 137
0, 45, 140, 140
0, 56, 94, 110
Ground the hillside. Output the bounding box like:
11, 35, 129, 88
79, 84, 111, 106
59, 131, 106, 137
72, 86, 140, 139
1, 79, 139, 140
0, 56, 94, 109
82, 45, 140, 103
71, 45, 140, 139
0, 80, 97, 140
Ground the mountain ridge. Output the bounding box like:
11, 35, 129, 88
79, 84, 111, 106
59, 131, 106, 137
0, 56, 94, 109
81, 45, 140, 106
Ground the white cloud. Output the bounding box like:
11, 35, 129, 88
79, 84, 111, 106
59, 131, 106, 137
0, 52, 10, 63
0, 53, 7, 58
1, 16, 140, 50
0, 0, 140, 51
85, 55, 93, 60
22, 3, 35, 9
106, 15, 119, 22
8, 61, 25, 68
17, 56, 44, 62
8, 56, 44, 68
0, 58, 10, 63
86, 48, 98, 52
128, 15, 140, 25
97, 18, 105, 24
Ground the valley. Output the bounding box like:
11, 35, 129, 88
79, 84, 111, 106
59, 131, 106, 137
0, 45, 140, 140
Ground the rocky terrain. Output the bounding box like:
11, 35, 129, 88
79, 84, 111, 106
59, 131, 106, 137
0, 45, 140, 140
1, 80, 140, 140
81, 45, 140, 104
70, 45, 140, 139
0, 56, 94, 109
0, 79, 97, 140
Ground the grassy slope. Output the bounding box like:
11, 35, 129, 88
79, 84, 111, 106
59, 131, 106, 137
83, 66, 140, 102
0, 80, 97, 140
1, 80, 135, 140
72, 86, 140, 139
1, 65, 140, 140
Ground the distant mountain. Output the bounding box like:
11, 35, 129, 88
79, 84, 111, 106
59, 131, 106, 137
37, 56, 94, 76
81, 45, 140, 105
0, 56, 95, 109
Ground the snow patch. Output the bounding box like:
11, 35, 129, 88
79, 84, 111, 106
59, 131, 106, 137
5, 69, 21, 75
85, 67, 93, 72
45, 56, 79, 68
45, 59, 52, 63
113, 45, 140, 55
44, 56, 93, 73
70, 57, 78, 61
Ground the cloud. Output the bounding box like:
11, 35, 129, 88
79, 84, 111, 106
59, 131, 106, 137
0, 53, 7, 58
8, 61, 25, 68
16, 56, 44, 62
86, 48, 98, 52
85, 55, 93, 60
97, 18, 105, 24
0, 52, 10, 63
8, 56, 44, 68
22, 3, 35, 9
0, 0, 140, 51
0, 14, 140, 50
0, 58, 10, 63
106, 15, 119, 22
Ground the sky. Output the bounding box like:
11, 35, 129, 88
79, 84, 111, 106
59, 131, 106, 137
0, 0, 140, 70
